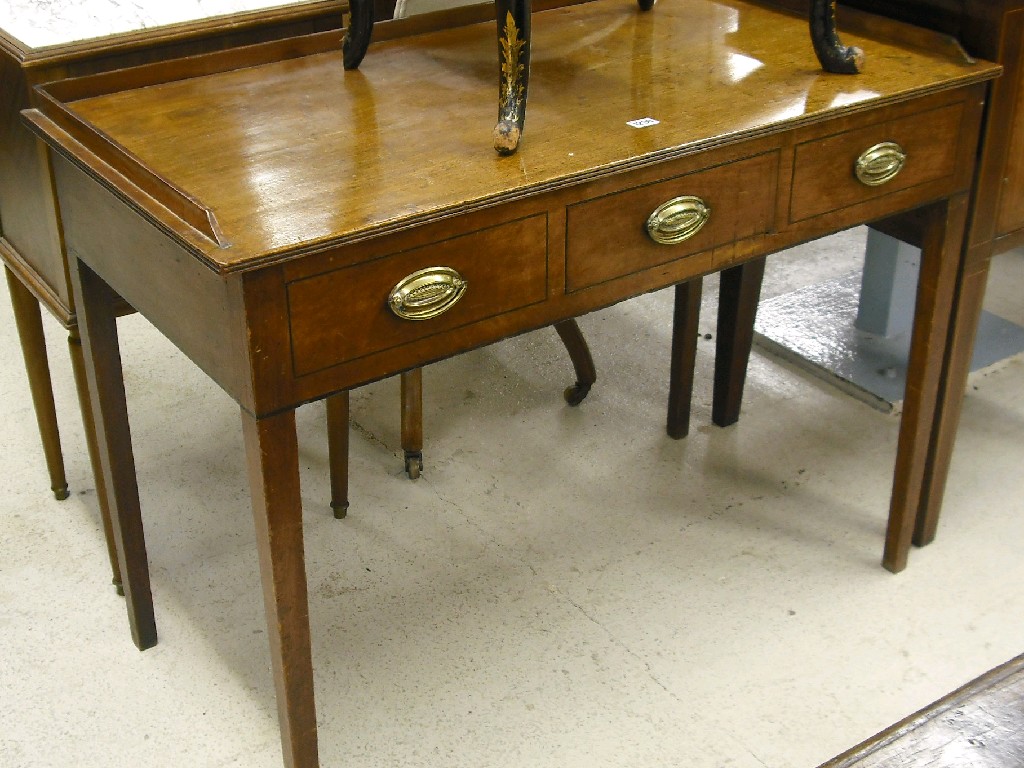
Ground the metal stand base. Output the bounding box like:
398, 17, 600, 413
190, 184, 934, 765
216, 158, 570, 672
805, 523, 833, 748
753, 272, 1024, 413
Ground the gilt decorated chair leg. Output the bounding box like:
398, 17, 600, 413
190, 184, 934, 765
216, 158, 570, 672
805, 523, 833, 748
810, 0, 864, 74
343, 0, 375, 70
494, 0, 531, 155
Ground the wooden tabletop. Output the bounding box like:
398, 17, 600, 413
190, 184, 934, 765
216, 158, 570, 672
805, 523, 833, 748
30, 0, 998, 272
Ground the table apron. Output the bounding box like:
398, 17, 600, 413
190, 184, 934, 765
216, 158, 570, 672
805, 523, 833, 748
54, 85, 985, 417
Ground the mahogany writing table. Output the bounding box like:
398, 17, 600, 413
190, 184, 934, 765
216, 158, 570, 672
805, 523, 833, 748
23, 1, 999, 765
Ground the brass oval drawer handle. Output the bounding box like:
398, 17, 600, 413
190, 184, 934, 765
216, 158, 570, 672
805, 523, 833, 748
646, 195, 711, 245
388, 266, 467, 321
855, 142, 907, 187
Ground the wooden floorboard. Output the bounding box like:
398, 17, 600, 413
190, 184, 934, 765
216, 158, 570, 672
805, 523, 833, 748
819, 654, 1024, 767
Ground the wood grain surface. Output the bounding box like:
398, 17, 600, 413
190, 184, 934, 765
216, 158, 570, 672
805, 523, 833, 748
34, 0, 998, 270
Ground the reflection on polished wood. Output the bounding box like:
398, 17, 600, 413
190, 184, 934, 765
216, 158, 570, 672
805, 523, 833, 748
343, 0, 658, 154
46, 0, 994, 270
346, 0, 864, 153
24, 1, 999, 765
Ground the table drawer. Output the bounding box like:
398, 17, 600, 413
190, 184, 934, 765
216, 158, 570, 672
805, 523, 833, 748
565, 153, 778, 292
789, 102, 965, 222
287, 214, 548, 376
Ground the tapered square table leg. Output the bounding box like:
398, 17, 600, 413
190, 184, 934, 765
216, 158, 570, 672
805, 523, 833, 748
242, 407, 319, 768
667, 280, 703, 439
912, 253, 991, 548
67, 257, 155, 648
68, 326, 123, 592
712, 257, 766, 428
884, 195, 969, 573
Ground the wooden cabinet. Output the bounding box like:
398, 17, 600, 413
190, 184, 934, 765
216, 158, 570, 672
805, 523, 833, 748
988, 8, 1024, 247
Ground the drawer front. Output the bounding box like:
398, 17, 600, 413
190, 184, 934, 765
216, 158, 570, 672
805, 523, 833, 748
789, 102, 964, 222
287, 214, 548, 376
565, 153, 778, 292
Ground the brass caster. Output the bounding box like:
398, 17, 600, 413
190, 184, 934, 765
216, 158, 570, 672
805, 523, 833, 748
405, 451, 423, 480
53, 485, 70, 501
331, 501, 349, 520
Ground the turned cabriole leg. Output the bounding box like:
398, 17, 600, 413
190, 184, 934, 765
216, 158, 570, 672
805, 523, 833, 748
554, 319, 596, 406
66, 257, 155, 649
69, 325, 123, 593
810, 0, 865, 74
242, 407, 319, 768
5, 266, 69, 501
326, 391, 350, 518
883, 195, 969, 573
667, 280, 702, 439
493, 0, 531, 155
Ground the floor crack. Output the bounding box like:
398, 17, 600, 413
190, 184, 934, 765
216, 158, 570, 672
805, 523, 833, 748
420, 475, 684, 704
549, 582, 684, 704
349, 418, 393, 452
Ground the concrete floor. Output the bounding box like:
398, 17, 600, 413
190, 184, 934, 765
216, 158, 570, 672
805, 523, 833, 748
1, 227, 1022, 767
